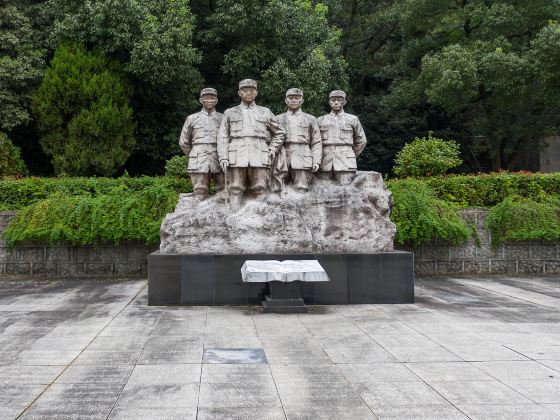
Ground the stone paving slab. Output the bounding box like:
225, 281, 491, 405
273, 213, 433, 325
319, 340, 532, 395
2, 276, 560, 418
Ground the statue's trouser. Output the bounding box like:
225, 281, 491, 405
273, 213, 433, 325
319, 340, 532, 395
289, 168, 311, 191
190, 172, 225, 198
227, 167, 269, 196
317, 170, 355, 185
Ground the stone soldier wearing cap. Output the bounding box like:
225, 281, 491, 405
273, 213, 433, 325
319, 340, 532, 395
179, 88, 224, 199
276, 88, 322, 192
217, 79, 285, 202
317, 90, 367, 184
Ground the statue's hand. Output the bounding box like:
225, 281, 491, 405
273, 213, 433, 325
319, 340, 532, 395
268, 149, 276, 160
311, 163, 320, 173
220, 160, 229, 172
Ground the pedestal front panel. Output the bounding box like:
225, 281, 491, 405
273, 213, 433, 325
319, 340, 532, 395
148, 252, 414, 306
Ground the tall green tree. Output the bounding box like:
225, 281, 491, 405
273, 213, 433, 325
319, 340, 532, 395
200, 0, 348, 114
381, 0, 560, 171
0, 1, 45, 132
32, 43, 135, 176
48, 0, 202, 173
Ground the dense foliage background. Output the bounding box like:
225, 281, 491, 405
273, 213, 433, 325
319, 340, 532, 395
2, 0, 560, 176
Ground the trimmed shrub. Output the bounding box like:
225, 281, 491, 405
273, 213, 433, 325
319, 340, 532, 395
393, 132, 462, 178
486, 196, 560, 246
165, 155, 188, 178
389, 179, 473, 246
32, 43, 135, 176
3, 184, 178, 246
0, 132, 27, 177
0, 175, 191, 211
424, 172, 560, 207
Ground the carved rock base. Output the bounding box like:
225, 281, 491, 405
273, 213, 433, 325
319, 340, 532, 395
159, 171, 396, 254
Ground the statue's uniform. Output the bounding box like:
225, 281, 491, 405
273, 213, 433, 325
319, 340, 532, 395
317, 111, 367, 184
179, 109, 224, 198
218, 103, 284, 196
276, 109, 322, 191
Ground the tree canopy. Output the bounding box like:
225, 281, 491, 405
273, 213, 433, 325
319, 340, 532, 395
1, 0, 560, 176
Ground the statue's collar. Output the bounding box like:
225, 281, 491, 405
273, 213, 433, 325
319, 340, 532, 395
200, 109, 215, 116
240, 102, 256, 109
288, 109, 302, 116
330, 110, 345, 117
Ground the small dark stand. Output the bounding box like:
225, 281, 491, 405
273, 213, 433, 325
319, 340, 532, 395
262, 281, 308, 314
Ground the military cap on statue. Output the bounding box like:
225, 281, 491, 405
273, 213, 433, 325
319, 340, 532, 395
329, 90, 347, 99
239, 79, 258, 89
199, 87, 218, 97
285, 88, 304, 97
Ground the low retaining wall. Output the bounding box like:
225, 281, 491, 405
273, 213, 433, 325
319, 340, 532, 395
0, 212, 156, 277
403, 209, 560, 275
2, 209, 559, 277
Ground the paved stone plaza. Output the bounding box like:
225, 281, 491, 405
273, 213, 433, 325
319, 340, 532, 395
1, 277, 560, 419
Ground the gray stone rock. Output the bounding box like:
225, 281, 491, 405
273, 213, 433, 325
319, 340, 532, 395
160, 171, 395, 254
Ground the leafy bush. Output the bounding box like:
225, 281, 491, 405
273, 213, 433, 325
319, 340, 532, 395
424, 172, 560, 207
389, 179, 473, 246
0, 132, 27, 177
393, 132, 462, 177
32, 43, 135, 176
3, 184, 178, 246
486, 196, 560, 246
0, 175, 191, 211
165, 155, 188, 178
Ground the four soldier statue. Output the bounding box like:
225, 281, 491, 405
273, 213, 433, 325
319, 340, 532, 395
179, 79, 367, 201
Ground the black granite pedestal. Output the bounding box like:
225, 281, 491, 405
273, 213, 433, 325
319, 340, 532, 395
262, 282, 309, 314
148, 252, 414, 306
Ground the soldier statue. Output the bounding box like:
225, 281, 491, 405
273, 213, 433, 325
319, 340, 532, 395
179, 88, 224, 200
218, 79, 285, 205
276, 88, 322, 192
317, 90, 367, 184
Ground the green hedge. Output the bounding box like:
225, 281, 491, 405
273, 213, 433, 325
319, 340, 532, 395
3, 184, 179, 246
486, 196, 560, 246
0, 175, 192, 211
389, 179, 473, 246
423, 172, 560, 207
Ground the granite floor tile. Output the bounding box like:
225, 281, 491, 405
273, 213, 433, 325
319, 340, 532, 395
457, 403, 560, 419
201, 364, 273, 383
338, 363, 420, 383
137, 348, 203, 364
323, 346, 396, 363
508, 345, 560, 360
284, 406, 377, 420
270, 363, 348, 384
264, 347, 332, 364
73, 349, 142, 365
20, 383, 123, 419
197, 407, 287, 420
55, 364, 134, 385
429, 380, 533, 405
472, 360, 559, 381
126, 364, 201, 386
276, 381, 366, 409
443, 345, 529, 361
357, 381, 448, 408
109, 406, 198, 419
386, 346, 462, 362
405, 362, 495, 382
198, 383, 282, 408
14, 349, 82, 365
504, 380, 560, 403
0, 384, 47, 419
0, 365, 64, 385
371, 334, 440, 348
370, 404, 468, 420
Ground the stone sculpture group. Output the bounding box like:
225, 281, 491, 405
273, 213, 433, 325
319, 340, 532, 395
179, 79, 367, 204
